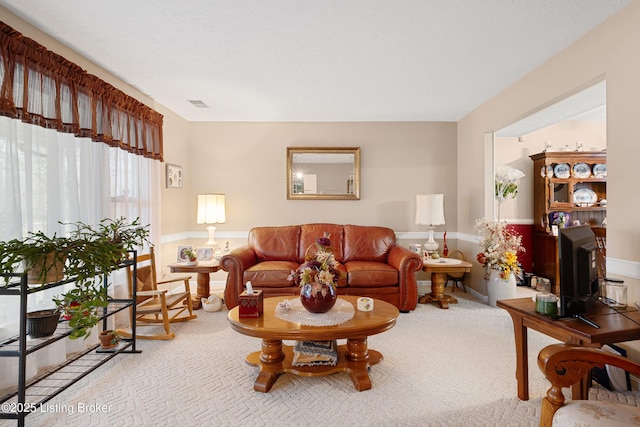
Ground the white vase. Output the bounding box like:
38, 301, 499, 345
487, 268, 516, 307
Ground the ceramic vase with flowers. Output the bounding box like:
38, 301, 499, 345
289, 232, 342, 313
476, 219, 525, 307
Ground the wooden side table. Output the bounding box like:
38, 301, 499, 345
419, 258, 472, 309
168, 262, 222, 309
498, 297, 640, 401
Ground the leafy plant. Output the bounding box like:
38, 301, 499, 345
0, 231, 72, 285
52, 285, 109, 339
1, 217, 150, 339
184, 248, 197, 260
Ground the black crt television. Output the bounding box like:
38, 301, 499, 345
557, 225, 600, 327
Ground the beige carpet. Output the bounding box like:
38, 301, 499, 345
0, 290, 608, 426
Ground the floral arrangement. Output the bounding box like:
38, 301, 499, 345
288, 232, 342, 297
495, 165, 525, 221
475, 218, 525, 280
495, 165, 525, 202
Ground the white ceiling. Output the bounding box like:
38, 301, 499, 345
0, 0, 630, 122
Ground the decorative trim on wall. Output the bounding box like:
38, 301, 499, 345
456, 232, 481, 244
500, 218, 535, 225
162, 230, 458, 244
160, 230, 250, 244
608, 258, 640, 280
395, 231, 455, 240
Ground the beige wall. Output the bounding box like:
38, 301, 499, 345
159, 121, 457, 281
458, 1, 640, 307
158, 105, 192, 237
185, 121, 456, 230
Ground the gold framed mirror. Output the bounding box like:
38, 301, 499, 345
287, 147, 360, 200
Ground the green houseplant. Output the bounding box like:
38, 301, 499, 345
0, 231, 72, 285
1, 217, 150, 339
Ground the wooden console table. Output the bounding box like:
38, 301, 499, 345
419, 258, 472, 309
497, 297, 640, 401
168, 262, 222, 309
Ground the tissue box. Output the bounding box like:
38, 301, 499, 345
239, 290, 263, 318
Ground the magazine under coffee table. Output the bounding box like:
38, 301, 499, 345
227, 295, 399, 392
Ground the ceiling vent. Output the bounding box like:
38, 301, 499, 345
187, 99, 210, 108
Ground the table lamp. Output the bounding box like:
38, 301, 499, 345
415, 194, 445, 255
197, 194, 226, 249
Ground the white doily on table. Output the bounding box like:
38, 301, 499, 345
424, 258, 462, 265
275, 298, 355, 326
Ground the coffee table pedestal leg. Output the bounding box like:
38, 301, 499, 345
346, 338, 374, 391
245, 338, 384, 392
251, 339, 284, 392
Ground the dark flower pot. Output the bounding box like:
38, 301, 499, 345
300, 283, 337, 313
27, 309, 61, 338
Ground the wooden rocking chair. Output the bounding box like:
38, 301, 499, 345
118, 247, 196, 340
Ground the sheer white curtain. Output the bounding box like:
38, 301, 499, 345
0, 115, 161, 332
0, 115, 160, 243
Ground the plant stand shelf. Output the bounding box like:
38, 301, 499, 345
0, 252, 140, 427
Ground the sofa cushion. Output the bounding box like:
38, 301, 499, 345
299, 223, 345, 262
249, 226, 300, 262
343, 225, 395, 263
245, 261, 300, 288
345, 261, 398, 287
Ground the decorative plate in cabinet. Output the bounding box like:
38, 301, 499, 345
553, 163, 570, 178
592, 163, 607, 178
573, 188, 598, 207
572, 163, 591, 178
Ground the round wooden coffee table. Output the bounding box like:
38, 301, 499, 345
227, 295, 399, 392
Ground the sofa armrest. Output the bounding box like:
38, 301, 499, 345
220, 246, 258, 309
388, 245, 423, 311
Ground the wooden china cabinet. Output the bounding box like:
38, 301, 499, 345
529, 151, 607, 294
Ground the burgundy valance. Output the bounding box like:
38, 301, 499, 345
0, 22, 163, 160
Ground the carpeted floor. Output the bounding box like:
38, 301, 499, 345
0, 290, 601, 426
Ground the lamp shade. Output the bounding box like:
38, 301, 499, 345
197, 194, 226, 224
415, 194, 445, 226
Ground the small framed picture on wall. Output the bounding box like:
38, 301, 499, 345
166, 163, 183, 188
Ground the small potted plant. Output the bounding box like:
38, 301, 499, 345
184, 248, 198, 264
98, 329, 120, 349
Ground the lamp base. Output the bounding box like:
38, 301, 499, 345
424, 227, 439, 256
205, 225, 219, 250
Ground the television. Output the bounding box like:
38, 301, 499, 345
557, 225, 600, 328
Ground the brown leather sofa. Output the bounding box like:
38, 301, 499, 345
220, 223, 423, 312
